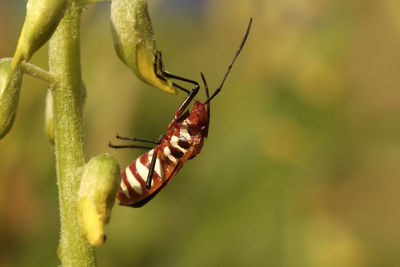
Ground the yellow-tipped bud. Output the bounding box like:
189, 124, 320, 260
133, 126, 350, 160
111, 0, 177, 94
45, 82, 85, 144
45, 90, 55, 143
0, 58, 23, 139
11, 0, 70, 71
78, 154, 121, 247
79, 197, 107, 247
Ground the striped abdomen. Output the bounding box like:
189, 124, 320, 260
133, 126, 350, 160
117, 121, 198, 207
118, 149, 166, 207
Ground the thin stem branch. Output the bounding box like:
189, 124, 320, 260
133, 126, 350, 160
49, 0, 96, 266
20, 62, 56, 83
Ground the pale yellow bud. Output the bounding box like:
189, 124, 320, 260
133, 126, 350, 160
45, 82, 85, 143
0, 59, 23, 139
78, 154, 120, 247
111, 0, 178, 94
11, 0, 70, 71
44, 90, 54, 143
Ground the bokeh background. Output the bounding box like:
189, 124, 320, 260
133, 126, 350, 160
1, 0, 400, 266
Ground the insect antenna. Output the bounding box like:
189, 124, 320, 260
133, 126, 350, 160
204, 18, 252, 105
201, 72, 210, 118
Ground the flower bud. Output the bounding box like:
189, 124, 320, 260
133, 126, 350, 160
45, 82, 85, 143
0, 58, 23, 139
111, 0, 177, 94
11, 0, 69, 71
78, 154, 121, 247
45, 90, 55, 143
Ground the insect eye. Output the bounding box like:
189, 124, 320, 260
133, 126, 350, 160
200, 126, 208, 134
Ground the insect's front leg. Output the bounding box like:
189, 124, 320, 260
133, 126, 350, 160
154, 51, 197, 94
167, 84, 200, 130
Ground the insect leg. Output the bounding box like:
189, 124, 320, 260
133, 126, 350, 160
174, 110, 190, 123
167, 83, 200, 130
153, 52, 191, 94
153, 50, 200, 129
108, 142, 153, 150
163, 72, 199, 89
145, 147, 159, 190
116, 134, 161, 145
156, 51, 199, 89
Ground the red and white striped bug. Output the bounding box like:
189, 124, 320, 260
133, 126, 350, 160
109, 18, 252, 207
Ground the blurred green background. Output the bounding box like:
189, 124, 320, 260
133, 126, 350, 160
1, 0, 400, 266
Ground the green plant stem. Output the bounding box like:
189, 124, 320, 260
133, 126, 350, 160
86, 0, 111, 3
20, 62, 55, 83
48, 0, 95, 266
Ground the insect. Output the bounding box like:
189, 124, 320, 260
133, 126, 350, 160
109, 18, 252, 207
